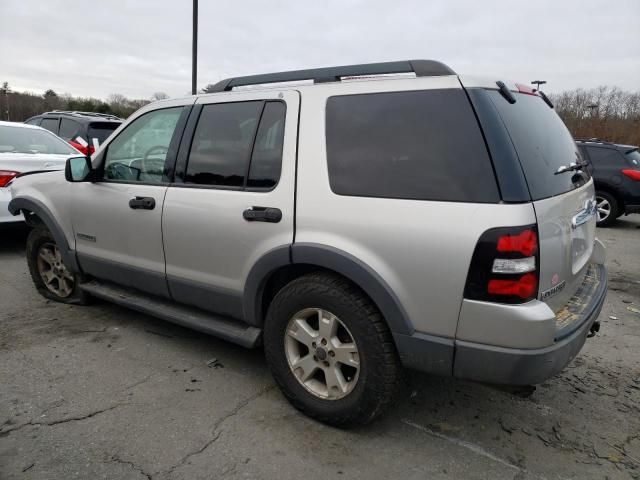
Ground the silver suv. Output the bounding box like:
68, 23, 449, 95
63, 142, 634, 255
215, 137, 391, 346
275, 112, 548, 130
9, 60, 608, 426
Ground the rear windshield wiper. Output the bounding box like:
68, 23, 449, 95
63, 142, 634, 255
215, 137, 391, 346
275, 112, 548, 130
555, 161, 588, 175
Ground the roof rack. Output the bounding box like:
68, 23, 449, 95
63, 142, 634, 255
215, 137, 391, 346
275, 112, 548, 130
575, 138, 615, 145
44, 110, 122, 121
208, 59, 456, 93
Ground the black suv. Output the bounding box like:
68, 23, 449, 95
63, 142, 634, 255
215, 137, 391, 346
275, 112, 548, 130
25, 111, 122, 156
577, 139, 640, 227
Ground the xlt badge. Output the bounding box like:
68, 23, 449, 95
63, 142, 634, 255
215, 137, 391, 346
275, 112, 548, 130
541, 280, 566, 300
76, 233, 96, 242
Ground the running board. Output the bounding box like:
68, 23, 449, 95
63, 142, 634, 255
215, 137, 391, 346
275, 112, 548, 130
79, 280, 261, 348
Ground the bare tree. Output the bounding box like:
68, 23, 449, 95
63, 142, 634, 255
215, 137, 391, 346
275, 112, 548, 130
151, 91, 169, 101
1, 82, 10, 120
549, 86, 640, 145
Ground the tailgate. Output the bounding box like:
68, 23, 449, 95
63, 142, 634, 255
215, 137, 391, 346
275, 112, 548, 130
533, 182, 596, 312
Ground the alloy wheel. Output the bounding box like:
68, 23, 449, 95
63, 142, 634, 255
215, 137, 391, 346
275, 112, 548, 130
595, 195, 611, 223
284, 308, 360, 400
36, 242, 74, 298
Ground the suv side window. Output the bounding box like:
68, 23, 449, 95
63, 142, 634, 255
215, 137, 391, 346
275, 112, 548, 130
40, 117, 59, 134
103, 107, 183, 183
325, 90, 499, 203
185, 101, 286, 189
248, 102, 286, 189
59, 118, 82, 141
186, 102, 262, 187
25, 118, 41, 126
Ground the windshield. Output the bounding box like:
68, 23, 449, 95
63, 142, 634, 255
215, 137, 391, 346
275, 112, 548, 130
0, 125, 78, 155
88, 122, 120, 145
487, 91, 588, 200
626, 149, 640, 166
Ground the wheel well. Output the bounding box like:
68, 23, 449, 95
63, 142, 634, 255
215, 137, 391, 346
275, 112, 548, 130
21, 210, 44, 227
259, 264, 379, 325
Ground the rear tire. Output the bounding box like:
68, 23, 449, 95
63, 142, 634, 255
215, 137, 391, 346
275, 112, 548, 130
26, 226, 90, 305
595, 191, 618, 227
263, 272, 402, 427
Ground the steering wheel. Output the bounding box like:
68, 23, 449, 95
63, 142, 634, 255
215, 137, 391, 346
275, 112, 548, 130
141, 145, 169, 176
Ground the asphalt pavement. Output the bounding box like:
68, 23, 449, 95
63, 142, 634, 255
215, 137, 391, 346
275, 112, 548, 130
1, 218, 639, 480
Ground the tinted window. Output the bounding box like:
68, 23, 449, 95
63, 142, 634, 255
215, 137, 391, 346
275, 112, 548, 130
25, 118, 41, 126
247, 102, 286, 189
0, 125, 77, 155
59, 118, 82, 141
325, 90, 499, 202
488, 91, 584, 200
88, 122, 120, 146
104, 107, 182, 183
586, 146, 625, 168
186, 102, 263, 187
40, 117, 59, 133
626, 149, 640, 166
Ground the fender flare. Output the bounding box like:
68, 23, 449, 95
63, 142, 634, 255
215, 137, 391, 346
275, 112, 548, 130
244, 243, 414, 335
8, 197, 80, 273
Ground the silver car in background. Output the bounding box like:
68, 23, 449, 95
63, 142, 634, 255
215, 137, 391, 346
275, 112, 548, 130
0, 121, 79, 223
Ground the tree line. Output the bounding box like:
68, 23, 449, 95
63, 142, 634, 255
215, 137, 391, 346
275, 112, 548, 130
0, 82, 169, 121
549, 86, 640, 146
1, 82, 639, 147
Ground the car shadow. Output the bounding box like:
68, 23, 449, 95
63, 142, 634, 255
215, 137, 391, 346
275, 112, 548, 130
0, 222, 29, 253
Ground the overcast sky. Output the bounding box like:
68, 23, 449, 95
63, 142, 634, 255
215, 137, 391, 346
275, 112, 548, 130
1, 0, 638, 99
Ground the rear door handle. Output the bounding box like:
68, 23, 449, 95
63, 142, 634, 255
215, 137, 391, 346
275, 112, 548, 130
243, 206, 282, 223
129, 196, 156, 210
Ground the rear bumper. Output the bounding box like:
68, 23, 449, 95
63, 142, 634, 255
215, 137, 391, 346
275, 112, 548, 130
395, 264, 608, 385
453, 263, 607, 385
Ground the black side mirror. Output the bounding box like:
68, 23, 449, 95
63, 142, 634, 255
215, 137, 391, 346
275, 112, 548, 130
65, 156, 93, 182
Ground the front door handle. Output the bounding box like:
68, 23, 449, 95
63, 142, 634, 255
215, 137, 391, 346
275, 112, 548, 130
243, 206, 282, 223
129, 196, 156, 210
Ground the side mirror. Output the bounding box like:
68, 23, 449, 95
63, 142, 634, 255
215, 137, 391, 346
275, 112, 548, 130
65, 156, 93, 182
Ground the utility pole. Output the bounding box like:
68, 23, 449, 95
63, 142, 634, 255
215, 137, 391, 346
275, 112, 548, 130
531, 80, 547, 92
192, 0, 198, 95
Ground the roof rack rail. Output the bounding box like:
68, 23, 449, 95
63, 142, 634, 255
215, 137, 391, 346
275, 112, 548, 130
208, 59, 456, 93
575, 138, 615, 145
44, 110, 122, 121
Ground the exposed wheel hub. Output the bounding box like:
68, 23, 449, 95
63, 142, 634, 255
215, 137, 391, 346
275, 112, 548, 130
315, 346, 328, 361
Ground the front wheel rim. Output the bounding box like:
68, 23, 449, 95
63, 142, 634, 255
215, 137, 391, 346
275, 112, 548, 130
284, 308, 360, 400
36, 242, 74, 298
595, 196, 611, 222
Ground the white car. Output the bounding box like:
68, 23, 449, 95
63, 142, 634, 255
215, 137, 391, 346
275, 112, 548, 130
1, 121, 80, 223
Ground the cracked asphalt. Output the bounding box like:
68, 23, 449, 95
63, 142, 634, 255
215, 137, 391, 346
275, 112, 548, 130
1, 217, 639, 480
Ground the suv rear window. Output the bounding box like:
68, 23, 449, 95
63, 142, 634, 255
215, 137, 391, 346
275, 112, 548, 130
325, 89, 499, 203
88, 122, 120, 145
487, 91, 586, 200
626, 149, 640, 166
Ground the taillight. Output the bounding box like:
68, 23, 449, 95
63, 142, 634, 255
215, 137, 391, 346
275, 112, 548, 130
69, 140, 88, 155
465, 225, 539, 304
622, 169, 640, 181
0, 170, 19, 187
68, 141, 94, 156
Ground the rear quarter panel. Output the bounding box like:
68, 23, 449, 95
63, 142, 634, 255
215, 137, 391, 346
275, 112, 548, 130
295, 78, 537, 338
